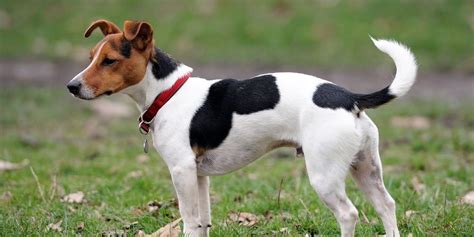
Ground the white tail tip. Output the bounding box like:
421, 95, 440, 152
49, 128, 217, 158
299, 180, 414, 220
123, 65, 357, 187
371, 37, 418, 97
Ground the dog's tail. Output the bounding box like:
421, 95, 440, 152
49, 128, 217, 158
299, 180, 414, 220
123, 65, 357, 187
354, 37, 417, 110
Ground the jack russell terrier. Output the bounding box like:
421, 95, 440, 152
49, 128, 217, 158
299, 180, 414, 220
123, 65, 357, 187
67, 20, 417, 237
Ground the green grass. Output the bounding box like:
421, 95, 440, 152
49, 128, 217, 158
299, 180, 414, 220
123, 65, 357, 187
0, 86, 473, 236
0, 0, 473, 70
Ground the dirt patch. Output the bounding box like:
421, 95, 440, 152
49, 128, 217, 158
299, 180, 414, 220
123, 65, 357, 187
0, 59, 472, 101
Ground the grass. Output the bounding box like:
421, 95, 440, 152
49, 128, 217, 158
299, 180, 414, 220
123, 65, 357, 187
0, 85, 473, 236
0, 0, 473, 70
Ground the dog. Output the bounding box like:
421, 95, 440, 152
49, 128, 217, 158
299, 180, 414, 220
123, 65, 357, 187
67, 19, 417, 237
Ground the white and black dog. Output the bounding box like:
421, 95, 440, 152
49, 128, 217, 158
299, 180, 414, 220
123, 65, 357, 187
67, 20, 417, 237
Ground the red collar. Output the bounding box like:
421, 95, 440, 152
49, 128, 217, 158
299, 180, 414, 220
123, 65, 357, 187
138, 73, 191, 134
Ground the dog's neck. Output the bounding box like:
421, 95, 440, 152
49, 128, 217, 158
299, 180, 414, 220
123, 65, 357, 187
122, 48, 193, 112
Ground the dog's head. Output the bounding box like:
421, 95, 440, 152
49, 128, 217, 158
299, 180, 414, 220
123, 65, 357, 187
67, 20, 154, 100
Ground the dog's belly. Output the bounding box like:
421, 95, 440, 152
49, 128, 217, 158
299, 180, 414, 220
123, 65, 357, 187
196, 139, 297, 176
196, 144, 264, 176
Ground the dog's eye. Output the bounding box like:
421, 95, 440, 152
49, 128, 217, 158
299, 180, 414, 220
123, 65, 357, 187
101, 58, 117, 66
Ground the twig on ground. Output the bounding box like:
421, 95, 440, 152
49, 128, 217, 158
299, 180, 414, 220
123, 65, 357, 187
30, 166, 46, 203
277, 178, 284, 208
299, 198, 318, 227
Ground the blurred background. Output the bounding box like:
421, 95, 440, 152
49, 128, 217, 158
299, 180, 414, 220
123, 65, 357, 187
1, 0, 473, 236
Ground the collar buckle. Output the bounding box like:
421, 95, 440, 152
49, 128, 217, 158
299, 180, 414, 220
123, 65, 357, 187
138, 122, 149, 135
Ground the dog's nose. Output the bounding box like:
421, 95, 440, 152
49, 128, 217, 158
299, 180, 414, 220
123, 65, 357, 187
67, 81, 81, 95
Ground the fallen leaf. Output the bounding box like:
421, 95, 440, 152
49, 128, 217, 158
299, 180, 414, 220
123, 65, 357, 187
76, 222, 85, 232
391, 116, 431, 129
0, 159, 29, 172
461, 191, 474, 206
0, 191, 12, 202
47, 220, 63, 232
136, 218, 182, 237
147, 200, 162, 213
405, 210, 416, 218
136, 154, 150, 164
61, 191, 85, 203
410, 176, 426, 194
228, 212, 259, 226
407, 233, 414, 237
91, 100, 133, 119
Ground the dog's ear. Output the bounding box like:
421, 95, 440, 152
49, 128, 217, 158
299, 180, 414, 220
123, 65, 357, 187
123, 20, 153, 51
84, 20, 121, 38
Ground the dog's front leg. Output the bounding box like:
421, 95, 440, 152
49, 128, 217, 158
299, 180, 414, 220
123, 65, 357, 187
169, 161, 201, 236
197, 176, 211, 236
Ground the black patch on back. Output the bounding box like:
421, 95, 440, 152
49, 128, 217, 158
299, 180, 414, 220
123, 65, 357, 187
151, 47, 179, 79
120, 40, 132, 58
190, 75, 280, 150
313, 84, 357, 111
313, 83, 395, 112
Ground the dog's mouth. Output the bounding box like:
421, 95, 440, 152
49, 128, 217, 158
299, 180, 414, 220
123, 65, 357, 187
69, 90, 113, 100
70, 93, 94, 100
89, 90, 114, 99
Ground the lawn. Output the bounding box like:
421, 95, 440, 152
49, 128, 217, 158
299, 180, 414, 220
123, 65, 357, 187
0, 86, 473, 236
0, 0, 473, 70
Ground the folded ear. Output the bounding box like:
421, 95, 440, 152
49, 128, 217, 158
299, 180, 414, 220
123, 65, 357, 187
123, 20, 153, 50
84, 20, 121, 38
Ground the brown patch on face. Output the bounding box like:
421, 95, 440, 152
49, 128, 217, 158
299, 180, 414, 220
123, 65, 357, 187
81, 33, 153, 97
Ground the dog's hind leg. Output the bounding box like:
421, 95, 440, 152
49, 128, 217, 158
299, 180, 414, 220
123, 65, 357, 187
350, 116, 399, 237
302, 122, 360, 237
197, 175, 211, 237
